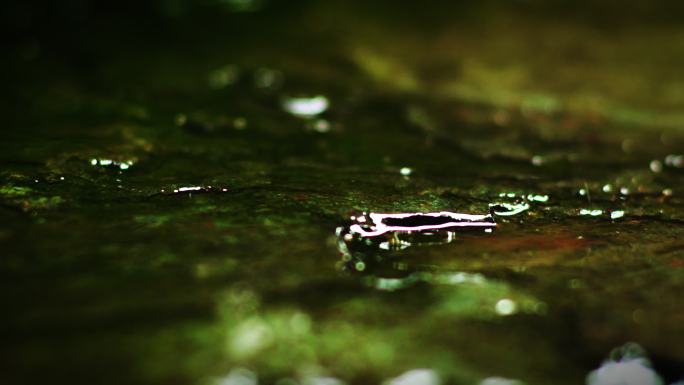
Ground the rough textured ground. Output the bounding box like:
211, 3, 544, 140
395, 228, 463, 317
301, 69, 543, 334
1, 1, 683, 384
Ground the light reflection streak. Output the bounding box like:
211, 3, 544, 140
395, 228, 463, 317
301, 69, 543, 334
348, 212, 496, 237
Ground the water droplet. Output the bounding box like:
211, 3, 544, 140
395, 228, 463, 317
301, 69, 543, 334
531, 155, 544, 166
649, 160, 663, 173
526, 194, 549, 203
233, 117, 247, 130
665, 154, 683, 168
309, 119, 330, 133
175, 113, 187, 126
282, 95, 329, 118
610, 210, 625, 220
254, 67, 283, 90
495, 298, 517, 316
208, 65, 239, 89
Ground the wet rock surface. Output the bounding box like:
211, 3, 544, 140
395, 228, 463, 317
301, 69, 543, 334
1, 1, 684, 385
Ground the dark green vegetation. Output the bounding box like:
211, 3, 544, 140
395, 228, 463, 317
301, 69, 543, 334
1, 1, 684, 384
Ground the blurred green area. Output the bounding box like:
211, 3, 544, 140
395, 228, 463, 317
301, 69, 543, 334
1, 1, 684, 385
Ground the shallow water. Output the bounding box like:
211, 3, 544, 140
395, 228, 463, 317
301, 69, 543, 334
2, 1, 684, 385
